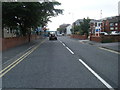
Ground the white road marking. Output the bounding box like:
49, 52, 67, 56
78, 59, 114, 90
59, 39, 74, 55
3, 45, 35, 65
99, 47, 120, 55
66, 47, 74, 54
59, 39, 114, 89
62, 43, 66, 46
58, 39, 62, 43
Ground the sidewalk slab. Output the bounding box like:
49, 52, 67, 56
2, 37, 46, 64
79, 39, 120, 52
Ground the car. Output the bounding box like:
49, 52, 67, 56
49, 33, 57, 40
57, 34, 62, 36
62, 33, 65, 36
99, 32, 108, 35
110, 31, 120, 35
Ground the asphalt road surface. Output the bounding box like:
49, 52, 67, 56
1, 36, 119, 89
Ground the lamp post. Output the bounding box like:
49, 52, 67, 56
68, 12, 74, 34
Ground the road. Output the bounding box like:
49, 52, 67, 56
1, 36, 118, 89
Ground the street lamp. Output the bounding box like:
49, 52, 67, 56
68, 12, 74, 34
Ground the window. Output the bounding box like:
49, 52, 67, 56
98, 23, 101, 26
10, 29, 12, 33
7, 29, 9, 33
115, 27, 118, 30
110, 27, 114, 30
95, 23, 97, 26
110, 23, 114, 26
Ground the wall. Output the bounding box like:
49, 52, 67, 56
90, 34, 120, 43
71, 34, 88, 40
90, 35, 102, 42
1, 35, 40, 51
101, 35, 120, 43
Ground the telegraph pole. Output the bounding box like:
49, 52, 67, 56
100, 10, 102, 19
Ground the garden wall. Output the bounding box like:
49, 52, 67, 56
71, 34, 88, 40
0, 35, 40, 51
90, 35, 120, 43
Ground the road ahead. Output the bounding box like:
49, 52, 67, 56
1, 36, 118, 89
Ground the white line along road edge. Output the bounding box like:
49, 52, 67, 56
78, 59, 115, 90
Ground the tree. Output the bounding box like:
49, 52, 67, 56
73, 18, 90, 35
73, 25, 81, 34
2, 1, 63, 40
80, 18, 90, 36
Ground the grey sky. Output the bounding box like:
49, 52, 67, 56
48, 0, 119, 31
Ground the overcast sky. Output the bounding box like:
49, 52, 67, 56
47, 0, 119, 31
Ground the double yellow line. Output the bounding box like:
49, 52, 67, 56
0, 40, 45, 78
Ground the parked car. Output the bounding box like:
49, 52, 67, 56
57, 34, 62, 36
99, 32, 108, 35
62, 33, 65, 36
110, 31, 120, 35
49, 33, 57, 40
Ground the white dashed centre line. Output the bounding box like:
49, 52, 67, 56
62, 43, 66, 46
78, 59, 114, 90
59, 39, 114, 90
66, 47, 74, 54
59, 39, 74, 55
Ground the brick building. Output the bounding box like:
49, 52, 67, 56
101, 16, 120, 33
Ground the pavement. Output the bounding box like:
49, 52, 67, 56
79, 39, 120, 52
2, 36, 46, 64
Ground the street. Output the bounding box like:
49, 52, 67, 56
1, 36, 118, 89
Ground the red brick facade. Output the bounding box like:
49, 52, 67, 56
101, 20, 110, 32
71, 34, 88, 40
0, 35, 40, 51
90, 35, 120, 42
101, 16, 120, 32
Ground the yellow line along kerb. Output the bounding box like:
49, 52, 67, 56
99, 47, 120, 55
0, 50, 32, 74
0, 49, 34, 78
0, 39, 46, 78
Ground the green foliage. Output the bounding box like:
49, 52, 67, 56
80, 18, 90, 35
57, 28, 63, 33
2, 2, 63, 36
73, 25, 81, 34
73, 17, 90, 35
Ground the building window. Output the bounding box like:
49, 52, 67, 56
110, 23, 114, 26
7, 29, 9, 33
115, 23, 118, 26
98, 23, 101, 26
115, 27, 118, 30
10, 29, 12, 33
110, 27, 114, 30
95, 23, 97, 26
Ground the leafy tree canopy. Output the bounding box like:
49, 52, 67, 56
73, 17, 90, 35
2, 1, 63, 36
